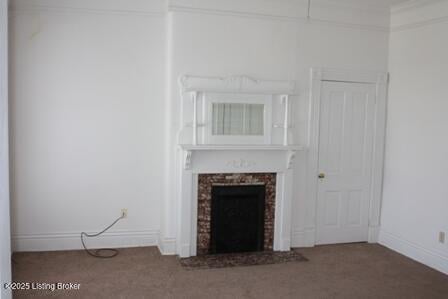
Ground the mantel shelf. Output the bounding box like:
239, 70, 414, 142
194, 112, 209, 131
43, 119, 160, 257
179, 144, 306, 151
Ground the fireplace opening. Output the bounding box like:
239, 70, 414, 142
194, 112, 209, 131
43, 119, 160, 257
210, 185, 265, 254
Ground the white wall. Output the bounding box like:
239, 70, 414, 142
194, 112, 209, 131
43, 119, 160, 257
9, 0, 167, 250
161, 0, 389, 250
9, 0, 391, 254
8, 0, 448, 277
379, 0, 448, 275
1, 0, 12, 297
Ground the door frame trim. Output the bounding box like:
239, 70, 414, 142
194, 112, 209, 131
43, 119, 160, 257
306, 68, 388, 246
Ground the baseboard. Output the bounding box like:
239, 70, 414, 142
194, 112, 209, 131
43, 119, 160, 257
291, 228, 315, 248
12, 230, 159, 252
379, 229, 448, 275
368, 225, 380, 243
177, 243, 191, 257
157, 237, 176, 255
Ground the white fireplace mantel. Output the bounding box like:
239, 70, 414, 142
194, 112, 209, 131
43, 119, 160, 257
176, 145, 305, 257
179, 144, 305, 170
175, 75, 303, 257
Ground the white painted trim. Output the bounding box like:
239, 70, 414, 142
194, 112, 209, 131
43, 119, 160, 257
168, 5, 299, 22
179, 145, 305, 151
8, 0, 391, 32
0, 0, 11, 297
318, 68, 388, 84
12, 230, 181, 256
160, 10, 177, 261
379, 229, 448, 275
313, 0, 390, 14
390, 0, 448, 32
12, 230, 182, 256
307, 67, 388, 247
9, 1, 166, 17
391, 15, 448, 32
291, 229, 316, 248
369, 72, 388, 236
282, 95, 290, 146
274, 172, 293, 251
13, 230, 159, 252
168, 5, 389, 32
177, 150, 297, 257
158, 237, 177, 255
9, 7, 165, 18
178, 75, 297, 147
368, 226, 380, 243
170, 0, 391, 14
183, 150, 193, 170
202, 93, 273, 145
286, 150, 297, 170
391, 0, 446, 14
190, 174, 199, 256
305, 18, 389, 33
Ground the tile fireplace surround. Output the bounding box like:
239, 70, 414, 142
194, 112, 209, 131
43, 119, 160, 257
197, 173, 276, 255
176, 146, 300, 257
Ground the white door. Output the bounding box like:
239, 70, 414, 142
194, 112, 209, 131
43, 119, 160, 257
316, 81, 376, 245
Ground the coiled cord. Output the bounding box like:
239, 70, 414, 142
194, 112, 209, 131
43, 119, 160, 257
81, 214, 125, 258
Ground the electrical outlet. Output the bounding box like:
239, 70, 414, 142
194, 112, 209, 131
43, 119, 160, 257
439, 232, 445, 244
121, 209, 128, 218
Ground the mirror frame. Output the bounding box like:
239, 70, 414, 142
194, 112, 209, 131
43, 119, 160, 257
203, 93, 273, 145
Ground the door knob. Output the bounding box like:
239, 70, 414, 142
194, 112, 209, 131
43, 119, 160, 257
318, 173, 325, 179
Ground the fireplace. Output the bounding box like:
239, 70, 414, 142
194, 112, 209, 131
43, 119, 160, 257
197, 173, 276, 255
171, 75, 299, 257
211, 185, 265, 254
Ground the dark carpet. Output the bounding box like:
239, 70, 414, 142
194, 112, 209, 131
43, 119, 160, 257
12, 243, 448, 298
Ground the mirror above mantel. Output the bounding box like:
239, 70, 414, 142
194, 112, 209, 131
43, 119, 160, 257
178, 75, 302, 148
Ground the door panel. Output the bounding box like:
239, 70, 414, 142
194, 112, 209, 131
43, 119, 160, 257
316, 81, 376, 245
347, 190, 362, 225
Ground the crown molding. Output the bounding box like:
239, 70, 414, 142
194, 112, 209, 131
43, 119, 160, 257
390, 0, 448, 31
9, 0, 166, 17
391, 0, 446, 14
305, 17, 389, 32
312, 0, 391, 14
168, 0, 306, 20
168, 5, 390, 32
391, 14, 448, 31
170, 0, 391, 15
9, 0, 390, 31
9, 6, 166, 17
168, 5, 298, 22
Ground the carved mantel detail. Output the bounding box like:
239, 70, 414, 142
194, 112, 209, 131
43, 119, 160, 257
226, 159, 257, 169
286, 150, 297, 169
183, 150, 193, 170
